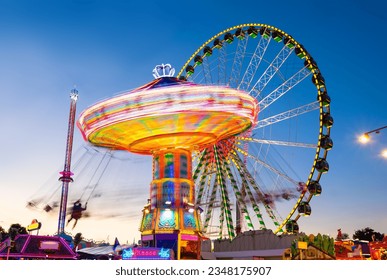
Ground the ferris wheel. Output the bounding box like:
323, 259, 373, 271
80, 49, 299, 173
177, 23, 333, 239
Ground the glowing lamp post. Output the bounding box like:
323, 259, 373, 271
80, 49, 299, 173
358, 133, 371, 144
77, 64, 258, 259
358, 125, 387, 159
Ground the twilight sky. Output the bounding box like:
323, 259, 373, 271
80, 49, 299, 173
0, 0, 386, 244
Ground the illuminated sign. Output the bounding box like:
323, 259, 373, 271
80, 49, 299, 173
27, 219, 42, 232
297, 241, 308, 250
181, 234, 198, 241
122, 247, 173, 260
39, 241, 60, 251
142, 235, 154, 241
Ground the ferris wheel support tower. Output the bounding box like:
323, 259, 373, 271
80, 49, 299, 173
57, 88, 79, 234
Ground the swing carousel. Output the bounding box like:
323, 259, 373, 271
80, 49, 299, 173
76, 64, 258, 259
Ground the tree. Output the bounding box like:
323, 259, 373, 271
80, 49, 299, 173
8, 224, 27, 235
6, 223, 27, 253
342, 233, 349, 239
353, 227, 384, 242
73, 232, 83, 252
0, 226, 7, 242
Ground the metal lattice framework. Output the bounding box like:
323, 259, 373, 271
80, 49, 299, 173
178, 23, 333, 239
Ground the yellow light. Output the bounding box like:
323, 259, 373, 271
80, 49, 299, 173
358, 133, 370, 144
27, 221, 42, 232
297, 241, 308, 250
381, 149, 387, 159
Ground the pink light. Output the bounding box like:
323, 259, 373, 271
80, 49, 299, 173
142, 235, 154, 241
39, 241, 60, 250
181, 234, 198, 241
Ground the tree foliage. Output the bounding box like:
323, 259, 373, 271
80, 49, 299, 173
0, 226, 6, 242
8, 224, 27, 237
353, 227, 384, 242
0, 223, 28, 242
290, 233, 335, 257
73, 232, 83, 252
341, 233, 349, 239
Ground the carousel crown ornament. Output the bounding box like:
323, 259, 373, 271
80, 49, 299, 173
152, 63, 175, 79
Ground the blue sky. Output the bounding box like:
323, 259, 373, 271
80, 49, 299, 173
0, 0, 386, 243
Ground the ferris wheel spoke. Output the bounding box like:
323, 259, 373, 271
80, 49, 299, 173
195, 162, 212, 206
196, 159, 218, 232
238, 35, 271, 91
228, 35, 249, 88
249, 44, 295, 99
229, 153, 267, 229
202, 174, 218, 232
192, 149, 208, 182
230, 151, 284, 232
193, 150, 223, 233
201, 56, 213, 84
218, 205, 225, 238
217, 44, 227, 85
258, 66, 312, 113
218, 147, 255, 231
255, 101, 320, 129
234, 146, 299, 186
214, 145, 235, 238
237, 137, 317, 149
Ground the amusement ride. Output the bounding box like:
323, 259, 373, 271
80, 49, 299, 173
26, 23, 332, 259
175, 23, 333, 239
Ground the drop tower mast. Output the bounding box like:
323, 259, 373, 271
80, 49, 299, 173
57, 88, 78, 234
